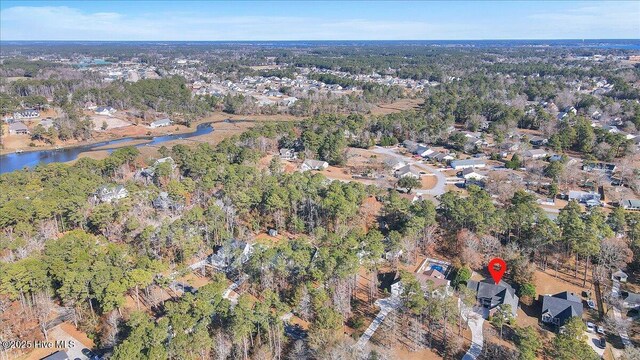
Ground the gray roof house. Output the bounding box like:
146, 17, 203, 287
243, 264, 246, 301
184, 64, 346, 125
9, 121, 29, 135
95, 106, 116, 115
210, 240, 254, 271
279, 148, 297, 160
540, 291, 583, 328
414, 145, 433, 157
384, 158, 406, 170
621, 291, 640, 309
95, 184, 128, 203
395, 164, 421, 179
402, 140, 419, 153
568, 190, 601, 207
467, 279, 519, 317
524, 149, 548, 159
152, 192, 183, 211
529, 136, 548, 146
621, 199, 640, 211
300, 159, 328, 172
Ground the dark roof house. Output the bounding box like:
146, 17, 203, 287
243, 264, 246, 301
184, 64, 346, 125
467, 279, 519, 317
40, 351, 70, 360
540, 291, 583, 327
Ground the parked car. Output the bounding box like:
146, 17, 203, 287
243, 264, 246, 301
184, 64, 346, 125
597, 326, 605, 335
587, 299, 596, 309
587, 322, 596, 333
598, 337, 606, 349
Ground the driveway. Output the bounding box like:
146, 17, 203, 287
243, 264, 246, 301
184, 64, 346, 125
585, 331, 606, 357
460, 300, 484, 360
611, 280, 632, 348
356, 295, 401, 350
48, 325, 90, 360
372, 146, 447, 196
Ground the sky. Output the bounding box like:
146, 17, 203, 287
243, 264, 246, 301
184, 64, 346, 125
1, 1, 639, 41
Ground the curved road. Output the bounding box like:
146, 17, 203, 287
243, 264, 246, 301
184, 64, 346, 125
372, 146, 447, 196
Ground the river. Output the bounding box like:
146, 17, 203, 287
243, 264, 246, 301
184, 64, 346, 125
0, 122, 213, 174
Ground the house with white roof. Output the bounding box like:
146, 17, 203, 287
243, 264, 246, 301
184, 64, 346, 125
95, 106, 117, 116
450, 159, 486, 170
300, 159, 328, 171
150, 118, 172, 128
524, 149, 548, 159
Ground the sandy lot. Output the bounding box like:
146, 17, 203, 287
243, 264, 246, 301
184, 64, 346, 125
90, 115, 132, 130
369, 98, 423, 116
421, 175, 437, 190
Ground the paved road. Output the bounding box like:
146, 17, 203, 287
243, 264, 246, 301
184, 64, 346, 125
372, 146, 447, 196
460, 300, 484, 360
356, 295, 401, 350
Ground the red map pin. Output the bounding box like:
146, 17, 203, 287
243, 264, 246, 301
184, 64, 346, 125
488, 258, 506, 284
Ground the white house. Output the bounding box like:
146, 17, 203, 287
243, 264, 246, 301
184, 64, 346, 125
524, 149, 548, 159
450, 159, 486, 170
279, 97, 298, 107
95, 106, 116, 116
461, 168, 487, 180
150, 118, 172, 128
395, 165, 421, 179
301, 159, 328, 171
621, 199, 640, 211
94, 185, 128, 203
14, 109, 39, 119
279, 148, 297, 161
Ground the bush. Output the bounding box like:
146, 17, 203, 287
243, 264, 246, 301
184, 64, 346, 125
518, 282, 536, 305
453, 265, 472, 288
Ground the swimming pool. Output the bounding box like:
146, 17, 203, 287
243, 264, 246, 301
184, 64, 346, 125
431, 265, 444, 272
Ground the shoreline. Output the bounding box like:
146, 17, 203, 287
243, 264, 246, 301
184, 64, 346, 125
0, 113, 304, 157
0, 122, 203, 156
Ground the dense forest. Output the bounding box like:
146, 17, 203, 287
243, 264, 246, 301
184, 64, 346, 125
1, 42, 640, 360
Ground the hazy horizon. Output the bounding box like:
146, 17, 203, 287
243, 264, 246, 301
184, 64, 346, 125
1, 1, 639, 41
